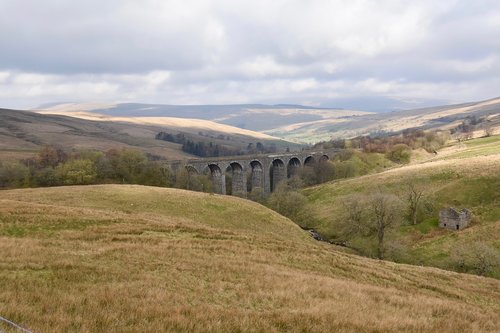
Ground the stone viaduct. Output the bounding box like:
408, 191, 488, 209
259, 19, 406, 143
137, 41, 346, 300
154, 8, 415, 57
167, 148, 340, 196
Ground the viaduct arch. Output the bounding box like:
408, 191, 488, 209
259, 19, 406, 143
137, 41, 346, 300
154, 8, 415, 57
168, 149, 340, 197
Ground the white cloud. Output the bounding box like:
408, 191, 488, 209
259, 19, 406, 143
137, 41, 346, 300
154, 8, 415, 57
438, 56, 498, 74
0, 71, 10, 83
238, 56, 298, 78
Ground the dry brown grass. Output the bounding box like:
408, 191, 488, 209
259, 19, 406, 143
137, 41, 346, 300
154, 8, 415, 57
0, 185, 499, 332
37, 110, 279, 140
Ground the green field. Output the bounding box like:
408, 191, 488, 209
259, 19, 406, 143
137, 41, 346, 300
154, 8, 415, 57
1, 185, 499, 332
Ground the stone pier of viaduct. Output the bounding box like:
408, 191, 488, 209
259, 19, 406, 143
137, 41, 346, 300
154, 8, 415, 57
167, 148, 340, 196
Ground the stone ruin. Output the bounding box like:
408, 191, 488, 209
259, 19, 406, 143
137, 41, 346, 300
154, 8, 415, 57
439, 207, 471, 230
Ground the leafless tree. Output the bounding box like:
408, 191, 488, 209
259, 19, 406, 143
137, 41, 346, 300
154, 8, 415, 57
405, 182, 424, 225
341, 192, 402, 259
368, 193, 401, 259
483, 123, 494, 137
341, 195, 366, 238
452, 242, 500, 276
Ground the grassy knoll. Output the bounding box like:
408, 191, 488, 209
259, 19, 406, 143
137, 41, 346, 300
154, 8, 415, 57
0, 185, 499, 332
300, 136, 500, 277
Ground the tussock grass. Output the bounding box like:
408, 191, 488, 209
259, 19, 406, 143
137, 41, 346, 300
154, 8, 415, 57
0, 185, 499, 332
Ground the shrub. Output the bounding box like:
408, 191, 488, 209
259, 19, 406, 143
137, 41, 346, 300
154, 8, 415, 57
0, 161, 30, 188
386, 144, 411, 164
56, 159, 97, 185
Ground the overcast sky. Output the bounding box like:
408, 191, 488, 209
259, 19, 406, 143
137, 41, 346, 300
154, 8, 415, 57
0, 0, 499, 111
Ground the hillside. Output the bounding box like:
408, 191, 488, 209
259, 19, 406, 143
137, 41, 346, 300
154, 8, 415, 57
36, 102, 371, 132
266, 97, 500, 142
0, 185, 499, 332
0, 108, 294, 161
38, 98, 500, 144
300, 135, 500, 277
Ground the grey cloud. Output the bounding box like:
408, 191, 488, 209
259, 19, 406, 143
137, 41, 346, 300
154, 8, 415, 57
0, 0, 499, 110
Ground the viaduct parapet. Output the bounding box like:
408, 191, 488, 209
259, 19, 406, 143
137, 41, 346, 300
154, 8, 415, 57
167, 148, 340, 196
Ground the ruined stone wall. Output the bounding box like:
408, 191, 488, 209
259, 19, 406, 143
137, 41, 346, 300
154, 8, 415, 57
439, 207, 471, 230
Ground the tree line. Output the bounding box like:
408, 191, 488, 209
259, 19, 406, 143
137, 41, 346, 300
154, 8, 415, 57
0, 146, 173, 189
315, 128, 450, 164
155, 131, 278, 157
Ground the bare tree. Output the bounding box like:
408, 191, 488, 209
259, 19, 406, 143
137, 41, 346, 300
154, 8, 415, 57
452, 242, 500, 276
340, 195, 366, 238
405, 182, 424, 225
368, 193, 402, 259
483, 123, 494, 137
340, 192, 402, 259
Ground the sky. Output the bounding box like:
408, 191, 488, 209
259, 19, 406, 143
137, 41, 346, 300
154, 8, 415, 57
0, 0, 499, 111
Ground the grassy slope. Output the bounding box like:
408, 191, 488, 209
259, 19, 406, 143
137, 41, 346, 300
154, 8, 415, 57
0, 185, 499, 332
269, 97, 500, 143
301, 135, 500, 276
0, 108, 297, 162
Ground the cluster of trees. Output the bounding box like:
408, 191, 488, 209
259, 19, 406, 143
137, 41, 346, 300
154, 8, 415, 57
268, 177, 499, 277
0, 146, 173, 189
156, 130, 279, 157
450, 115, 495, 140
155, 131, 239, 157
355, 130, 448, 161
265, 178, 431, 260
155, 132, 187, 144
181, 140, 278, 157
181, 140, 241, 157
315, 129, 450, 164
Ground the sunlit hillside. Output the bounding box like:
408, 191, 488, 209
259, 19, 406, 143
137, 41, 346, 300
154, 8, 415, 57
267, 97, 500, 143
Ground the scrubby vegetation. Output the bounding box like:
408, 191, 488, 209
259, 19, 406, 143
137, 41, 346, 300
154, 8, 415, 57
316, 128, 450, 157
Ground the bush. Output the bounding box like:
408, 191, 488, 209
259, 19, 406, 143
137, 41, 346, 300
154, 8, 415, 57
451, 242, 500, 277
386, 144, 411, 164
137, 162, 173, 187
0, 161, 30, 188
33, 167, 61, 187
56, 159, 97, 185
267, 183, 308, 221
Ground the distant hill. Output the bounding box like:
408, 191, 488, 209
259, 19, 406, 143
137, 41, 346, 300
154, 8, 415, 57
266, 97, 500, 142
0, 108, 295, 161
0, 185, 498, 332
36, 98, 500, 144
35, 102, 371, 132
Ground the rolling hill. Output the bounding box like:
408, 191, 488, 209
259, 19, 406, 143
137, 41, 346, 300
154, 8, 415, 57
266, 97, 500, 142
0, 185, 499, 332
37, 97, 500, 144
0, 108, 295, 161
35, 102, 371, 132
